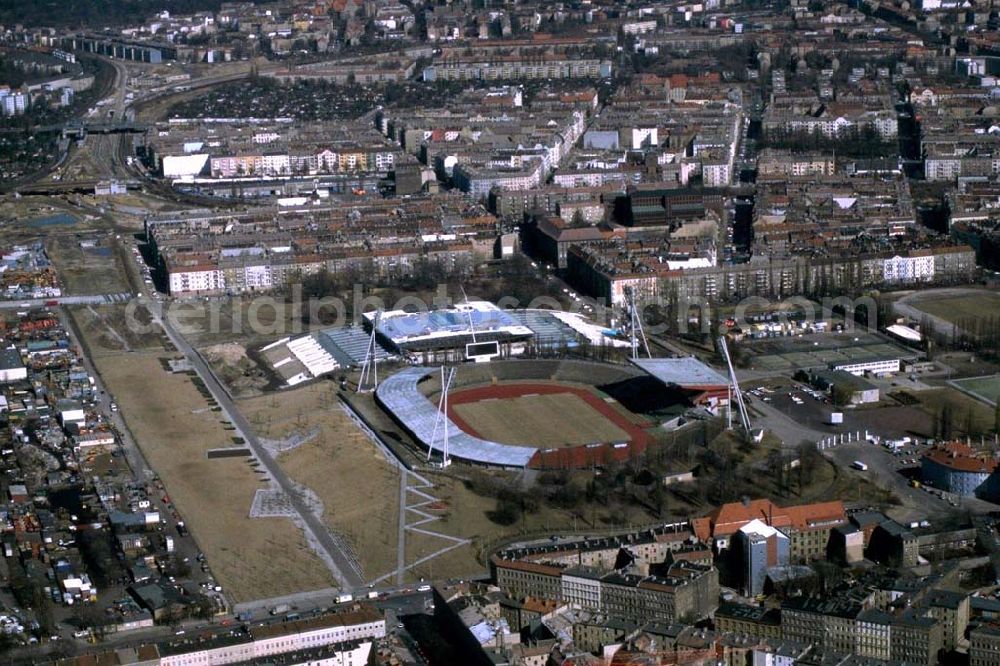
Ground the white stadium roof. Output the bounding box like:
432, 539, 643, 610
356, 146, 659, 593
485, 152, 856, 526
630, 357, 729, 388
367, 301, 533, 349
376, 367, 537, 467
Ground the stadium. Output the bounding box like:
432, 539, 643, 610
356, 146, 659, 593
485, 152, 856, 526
375, 358, 730, 469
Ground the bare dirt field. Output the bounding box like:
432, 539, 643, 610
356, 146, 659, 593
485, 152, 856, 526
72, 304, 165, 352
202, 341, 271, 397
163, 297, 325, 348
92, 351, 335, 602
238, 384, 401, 582
451, 392, 630, 447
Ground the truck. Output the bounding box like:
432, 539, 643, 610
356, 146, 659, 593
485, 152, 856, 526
852, 461, 868, 471
336, 594, 352, 604
270, 604, 290, 615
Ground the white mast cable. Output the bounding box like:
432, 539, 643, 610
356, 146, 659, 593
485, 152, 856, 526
358, 309, 381, 393
719, 336, 752, 435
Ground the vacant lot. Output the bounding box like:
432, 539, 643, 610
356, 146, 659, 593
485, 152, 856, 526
452, 392, 629, 447
951, 375, 1000, 407
404, 531, 480, 584
202, 342, 271, 397
47, 234, 130, 295
239, 384, 401, 583
72, 303, 165, 352
404, 470, 671, 579
94, 351, 335, 602
162, 297, 324, 347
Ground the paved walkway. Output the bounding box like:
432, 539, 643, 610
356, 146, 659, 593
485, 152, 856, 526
145, 297, 364, 591
338, 399, 471, 587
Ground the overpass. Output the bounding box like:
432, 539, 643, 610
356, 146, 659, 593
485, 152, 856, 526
60, 121, 150, 139
14, 179, 141, 195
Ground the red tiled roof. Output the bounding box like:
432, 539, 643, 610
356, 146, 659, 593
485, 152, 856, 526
494, 558, 564, 577
923, 442, 999, 474
522, 596, 560, 613
785, 500, 847, 530
692, 499, 845, 541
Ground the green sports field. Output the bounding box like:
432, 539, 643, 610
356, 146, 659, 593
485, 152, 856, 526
910, 291, 1000, 328
950, 375, 1000, 407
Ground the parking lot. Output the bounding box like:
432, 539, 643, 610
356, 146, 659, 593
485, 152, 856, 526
745, 379, 841, 430
745, 376, 938, 442
825, 439, 997, 523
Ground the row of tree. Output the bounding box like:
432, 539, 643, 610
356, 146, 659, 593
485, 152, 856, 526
760, 125, 897, 159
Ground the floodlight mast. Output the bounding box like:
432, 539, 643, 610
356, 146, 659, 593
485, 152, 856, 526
624, 286, 651, 360
358, 310, 381, 393
427, 366, 455, 466
718, 336, 752, 436
460, 285, 477, 344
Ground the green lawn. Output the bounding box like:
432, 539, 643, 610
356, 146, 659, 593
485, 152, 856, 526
952, 375, 1000, 407
913, 387, 996, 435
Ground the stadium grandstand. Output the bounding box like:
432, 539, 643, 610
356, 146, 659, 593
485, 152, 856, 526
364, 301, 534, 362
377, 366, 538, 468
377, 360, 668, 469
628, 357, 730, 412
259, 326, 393, 386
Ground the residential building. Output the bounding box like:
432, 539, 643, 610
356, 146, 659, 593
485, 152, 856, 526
714, 602, 782, 641
925, 589, 970, 652
690, 498, 845, 561
971, 623, 1000, 666
735, 519, 790, 596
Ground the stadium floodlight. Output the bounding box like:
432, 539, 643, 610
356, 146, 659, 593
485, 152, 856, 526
718, 336, 752, 438
427, 366, 455, 467
623, 286, 651, 360
460, 285, 477, 344
357, 310, 381, 393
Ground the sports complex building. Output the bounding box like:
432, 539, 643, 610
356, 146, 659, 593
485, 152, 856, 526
375, 357, 730, 469
260, 302, 620, 386
364, 301, 535, 362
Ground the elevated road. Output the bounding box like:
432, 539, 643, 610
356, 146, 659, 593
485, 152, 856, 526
0, 293, 132, 308
14, 179, 141, 195
7, 57, 257, 200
